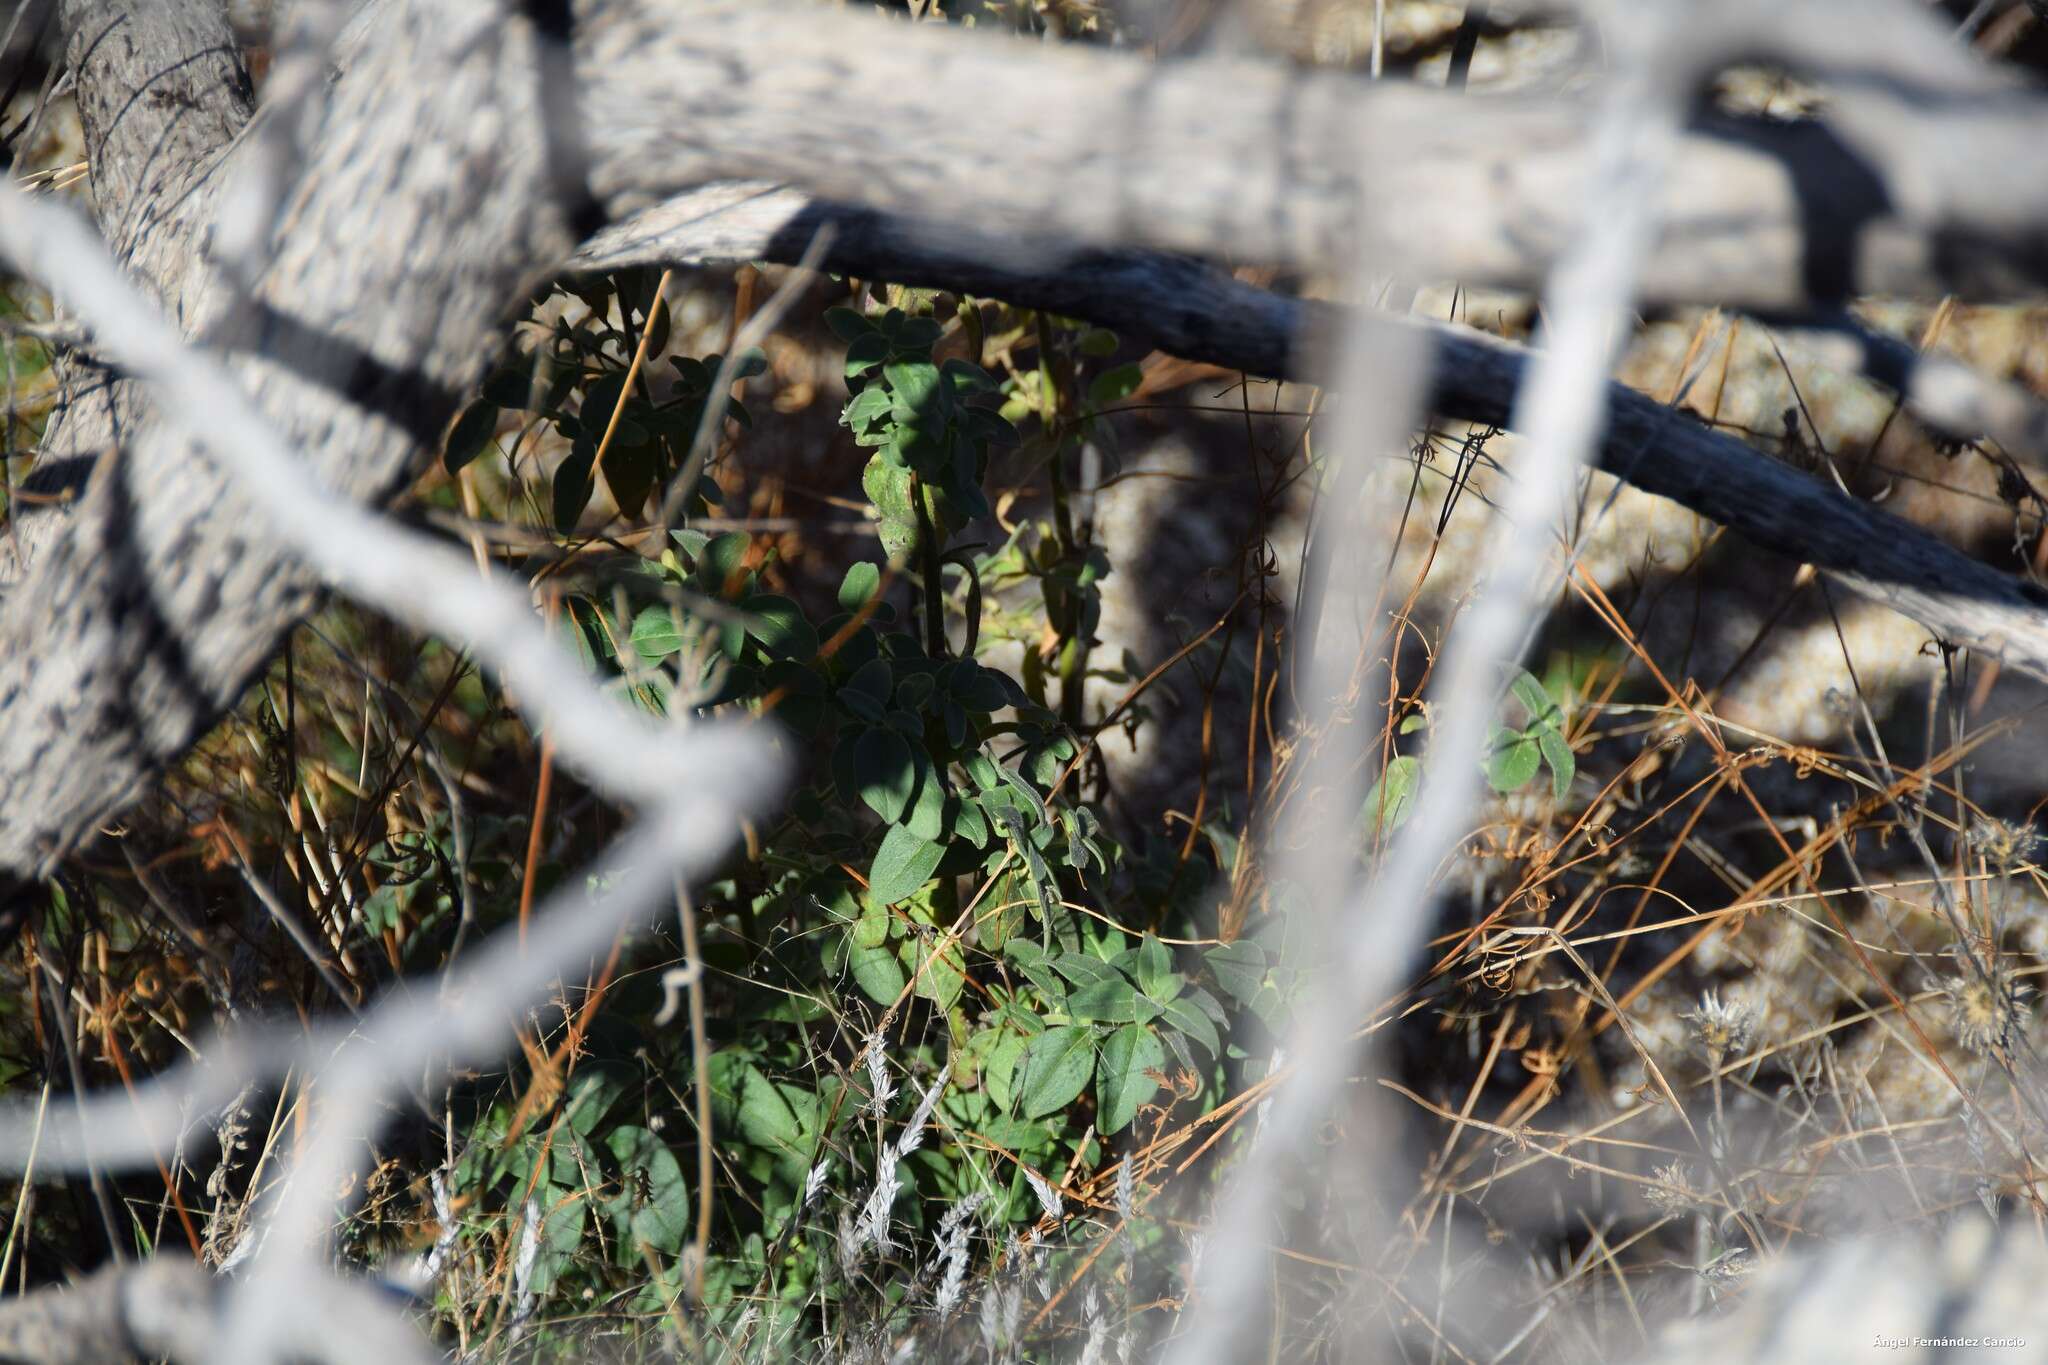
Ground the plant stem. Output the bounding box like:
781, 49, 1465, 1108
1036, 314, 1090, 728
913, 474, 949, 657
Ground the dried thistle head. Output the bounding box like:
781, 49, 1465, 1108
1964, 816, 2042, 873
1645, 1159, 1698, 1215
1941, 960, 2033, 1058
1684, 990, 1755, 1062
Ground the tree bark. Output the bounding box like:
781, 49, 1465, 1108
570, 0, 2048, 311
6, 0, 2048, 880
0, 0, 575, 875
0, 1257, 213, 1365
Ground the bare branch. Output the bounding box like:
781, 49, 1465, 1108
0, 1257, 214, 1365
576, 0, 2048, 311
587, 187, 2048, 685
1174, 5, 1694, 1354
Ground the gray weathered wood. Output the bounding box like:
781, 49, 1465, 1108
572, 0, 2048, 311
0, 0, 575, 875
584, 186, 2048, 688
0, 1256, 213, 1365
6, 0, 2048, 882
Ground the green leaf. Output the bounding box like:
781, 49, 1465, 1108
887, 419, 947, 477
998, 767, 1051, 826
905, 754, 948, 842
605, 1125, 690, 1254
605, 425, 662, 519
1096, 1024, 1164, 1135
563, 1062, 632, 1136
1511, 668, 1560, 728
1537, 726, 1575, 801
521, 1179, 589, 1292
669, 354, 710, 392
884, 359, 944, 415
696, 531, 753, 598
854, 728, 917, 824
848, 938, 907, 1004
904, 937, 967, 1012
941, 358, 998, 394
1053, 953, 1121, 989
839, 686, 885, 727
582, 371, 628, 431
1087, 362, 1144, 406
1017, 1026, 1095, 1120
965, 752, 1002, 792
985, 1030, 1029, 1112
1067, 974, 1143, 1023
643, 299, 673, 358
869, 824, 945, 905
551, 448, 595, 534
742, 594, 818, 661
1206, 940, 1267, 1004
1486, 729, 1542, 793
863, 455, 921, 562
558, 597, 602, 672
825, 306, 874, 342
1156, 993, 1220, 1059
1004, 940, 1068, 1001
735, 1068, 805, 1156
732, 346, 768, 381
838, 562, 882, 612
1361, 754, 1421, 836
853, 894, 891, 949
843, 657, 893, 707
630, 605, 689, 661
845, 332, 890, 379
1134, 934, 1175, 999
950, 664, 1010, 713
952, 796, 989, 849
843, 385, 893, 433
443, 400, 499, 473
894, 671, 936, 712
482, 364, 533, 409
1078, 328, 1120, 358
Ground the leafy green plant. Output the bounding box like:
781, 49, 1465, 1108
1362, 668, 1575, 836
399, 286, 1293, 1350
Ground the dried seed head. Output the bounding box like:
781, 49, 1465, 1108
802, 1158, 832, 1212
866, 1045, 897, 1118
1079, 1288, 1108, 1365
1645, 1160, 1697, 1215
854, 1145, 904, 1254
1942, 962, 2033, 1058
1024, 1167, 1064, 1222
511, 1199, 543, 1326
895, 1060, 952, 1158
1965, 816, 2042, 873
931, 1193, 985, 1321
1684, 990, 1754, 1061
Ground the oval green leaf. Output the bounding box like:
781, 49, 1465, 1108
868, 823, 945, 906
855, 728, 917, 824
1361, 754, 1420, 836
1017, 1025, 1096, 1121
1096, 1024, 1165, 1135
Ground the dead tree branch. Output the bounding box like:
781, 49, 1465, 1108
4, 0, 2048, 882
